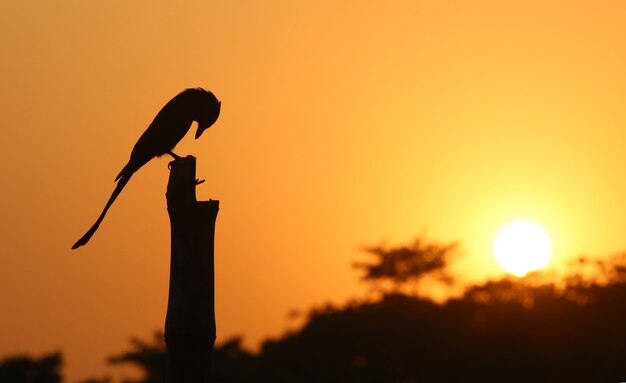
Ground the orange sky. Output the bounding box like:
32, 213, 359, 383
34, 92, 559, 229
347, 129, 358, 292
2, 1, 626, 381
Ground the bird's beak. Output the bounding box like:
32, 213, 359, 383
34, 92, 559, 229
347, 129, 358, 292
195, 126, 206, 139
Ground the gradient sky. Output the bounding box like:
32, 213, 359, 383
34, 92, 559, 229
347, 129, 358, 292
2, 1, 626, 381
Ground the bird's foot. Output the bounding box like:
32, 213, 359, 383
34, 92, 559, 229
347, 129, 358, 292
167, 151, 184, 160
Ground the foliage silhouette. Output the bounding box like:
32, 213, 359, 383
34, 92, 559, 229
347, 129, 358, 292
6, 239, 626, 382
210, 337, 257, 382
254, 277, 626, 382
353, 238, 458, 290
105, 332, 256, 383
75, 377, 111, 383
107, 331, 166, 383
97, 248, 626, 382
0, 352, 62, 383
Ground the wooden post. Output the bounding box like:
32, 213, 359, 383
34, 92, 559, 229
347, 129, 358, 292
164, 156, 219, 383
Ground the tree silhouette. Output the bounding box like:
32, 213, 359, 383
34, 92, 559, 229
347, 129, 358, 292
254, 280, 626, 381
94, 244, 626, 382
353, 237, 458, 292
105, 332, 256, 383
0, 352, 62, 383
107, 331, 167, 383
211, 337, 257, 382
75, 377, 111, 383
6, 239, 626, 382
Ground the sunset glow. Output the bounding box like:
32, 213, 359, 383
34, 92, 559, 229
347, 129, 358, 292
2, 1, 626, 380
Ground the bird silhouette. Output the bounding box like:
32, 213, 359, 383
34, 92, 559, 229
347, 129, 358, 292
72, 88, 221, 249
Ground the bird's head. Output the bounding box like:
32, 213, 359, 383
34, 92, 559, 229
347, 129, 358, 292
191, 88, 221, 139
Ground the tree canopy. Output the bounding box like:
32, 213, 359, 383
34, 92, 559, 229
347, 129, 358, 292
4, 239, 626, 382
0, 352, 62, 383
353, 238, 458, 291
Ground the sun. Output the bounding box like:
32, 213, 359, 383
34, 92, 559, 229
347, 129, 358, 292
494, 220, 552, 277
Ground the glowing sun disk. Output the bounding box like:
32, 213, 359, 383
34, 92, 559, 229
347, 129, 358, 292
494, 221, 552, 277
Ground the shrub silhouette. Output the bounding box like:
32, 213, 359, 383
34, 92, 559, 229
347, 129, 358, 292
0, 352, 62, 383
101, 247, 626, 382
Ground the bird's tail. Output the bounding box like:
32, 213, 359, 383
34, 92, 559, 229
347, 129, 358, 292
115, 161, 134, 182
72, 170, 133, 249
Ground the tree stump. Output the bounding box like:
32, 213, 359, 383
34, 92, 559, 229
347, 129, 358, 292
164, 156, 219, 383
